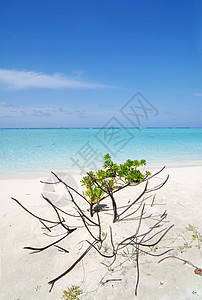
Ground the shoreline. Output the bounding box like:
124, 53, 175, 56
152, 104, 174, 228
1, 160, 202, 180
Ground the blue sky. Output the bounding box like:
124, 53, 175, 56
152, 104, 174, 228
0, 0, 201, 128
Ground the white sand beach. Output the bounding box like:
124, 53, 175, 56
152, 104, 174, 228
1, 165, 202, 300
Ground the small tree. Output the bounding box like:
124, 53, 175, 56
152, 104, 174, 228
12, 154, 173, 296
81, 154, 151, 216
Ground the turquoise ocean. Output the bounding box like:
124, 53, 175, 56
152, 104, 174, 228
0, 128, 202, 174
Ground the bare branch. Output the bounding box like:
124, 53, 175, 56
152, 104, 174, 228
146, 166, 166, 180
78, 211, 100, 242
105, 181, 118, 223
66, 185, 99, 226
24, 231, 74, 254
118, 183, 148, 219
118, 204, 145, 249
118, 202, 143, 222
135, 241, 140, 296
158, 255, 197, 268
42, 194, 73, 232
11, 197, 60, 225
85, 240, 116, 259
138, 225, 174, 248
54, 245, 69, 253
145, 175, 169, 193
51, 171, 89, 204
48, 243, 94, 292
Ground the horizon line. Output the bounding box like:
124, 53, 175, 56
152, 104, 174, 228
1, 127, 202, 130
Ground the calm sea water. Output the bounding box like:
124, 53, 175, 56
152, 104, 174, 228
0, 128, 202, 174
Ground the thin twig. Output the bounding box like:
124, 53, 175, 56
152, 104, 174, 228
11, 197, 60, 224
96, 204, 102, 242
54, 245, 69, 253
145, 175, 169, 193
85, 240, 116, 259
51, 171, 89, 204
135, 240, 140, 296
66, 185, 99, 226
118, 182, 148, 219
78, 212, 100, 242
138, 225, 174, 248
48, 243, 95, 292
105, 181, 118, 223
146, 166, 166, 180
118, 204, 145, 248
42, 194, 72, 232
101, 278, 122, 285
24, 231, 73, 254
118, 202, 143, 222
151, 194, 156, 206
158, 255, 197, 268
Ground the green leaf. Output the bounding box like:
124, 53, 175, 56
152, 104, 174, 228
80, 154, 151, 204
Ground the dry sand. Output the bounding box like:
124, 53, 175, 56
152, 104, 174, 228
0, 165, 202, 300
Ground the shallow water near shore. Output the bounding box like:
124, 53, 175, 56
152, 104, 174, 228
0, 128, 202, 174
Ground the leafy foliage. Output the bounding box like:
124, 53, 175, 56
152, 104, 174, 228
81, 154, 151, 204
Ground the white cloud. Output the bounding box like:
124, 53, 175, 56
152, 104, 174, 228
0, 101, 14, 107
0, 69, 113, 90
0, 101, 9, 106
194, 93, 202, 97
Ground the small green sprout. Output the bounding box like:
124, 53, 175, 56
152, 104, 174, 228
186, 224, 202, 241
35, 285, 41, 291
102, 243, 110, 253
62, 285, 83, 300
176, 224, 202, 254
149, 245, 158, 252
122, 248, 136, 260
